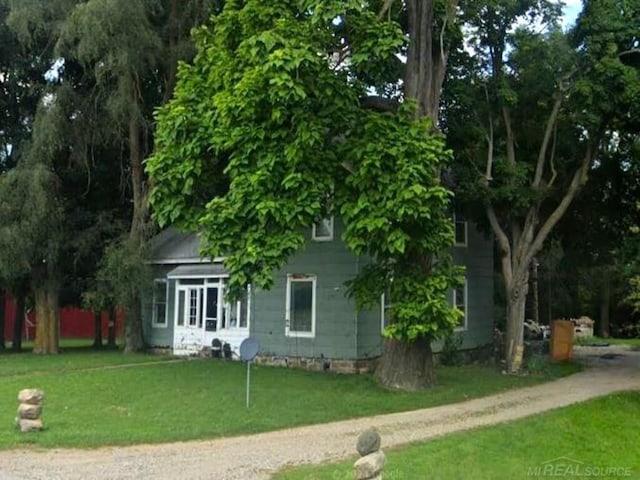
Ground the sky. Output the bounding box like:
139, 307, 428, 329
562, 0, 582, 29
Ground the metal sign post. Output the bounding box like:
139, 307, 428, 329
239, 337, 259, 409
246, 360, 251, 409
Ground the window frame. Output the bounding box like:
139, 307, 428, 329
285, 274, 317, 338
151, 279, 168, 329
312, 216, 334, 242
454, 212, 468, 247
453, 278, 468, 331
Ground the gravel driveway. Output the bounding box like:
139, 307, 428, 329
1, 346, 638, 480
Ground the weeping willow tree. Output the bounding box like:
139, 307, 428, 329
0, 109, 65, 354
5, 0, 218, 352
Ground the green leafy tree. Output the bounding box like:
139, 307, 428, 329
445, 0, 640, 371
623, 187, 640, 321
54, 0, 218, 352
0, 1, 53, 350
149, 0, 462, 389
550, 133, 640, 336
0, 121, 65, 354
4, 0, 216, 353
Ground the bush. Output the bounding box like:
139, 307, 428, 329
525, 354, 549, 375
439, 332, 464, 366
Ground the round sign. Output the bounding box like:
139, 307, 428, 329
239, 337, 260, 361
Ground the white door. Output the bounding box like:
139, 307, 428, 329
174, 285, 204, 354
202, 284, 223, 347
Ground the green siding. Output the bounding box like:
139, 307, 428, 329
143, 265, 175, 348
252, 220, 360, 359
356, 222, 494, 357
357, 307, 383, 359
450, 224, 494, 349
144, 219, 494, 359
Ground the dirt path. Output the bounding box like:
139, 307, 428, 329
1, 346, 638, 480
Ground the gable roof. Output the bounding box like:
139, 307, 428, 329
148, 227, 210, 264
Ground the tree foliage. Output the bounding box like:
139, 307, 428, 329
149, 0, 462, 348
0, 0, 217, 353
445, 0, 640, 370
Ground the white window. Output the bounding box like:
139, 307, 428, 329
453, 279, 468, 330
286, 274, 316, 337
152, 279, 168, 328
225, 285, 251, 330
454, 213, 467, 246
312, 217, 334, 241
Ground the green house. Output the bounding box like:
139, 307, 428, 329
143, 217, 493, 372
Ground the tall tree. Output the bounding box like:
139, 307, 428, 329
553, 132, 640, 335
5, 0, 216, 353
0, 1, 53, 350
55, 0, 218, 352
0, 119, 65, 354
445, 0, 640, 371
149, 0, 462, 389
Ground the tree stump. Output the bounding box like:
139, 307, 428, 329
16, 389, 44, 432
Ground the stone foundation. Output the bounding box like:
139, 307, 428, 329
254, 355, 378, 374
147, 343, 495, 371
434, 343, 495, 365
146, 347, 173, 356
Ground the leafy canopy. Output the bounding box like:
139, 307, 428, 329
148, 0, 462, 342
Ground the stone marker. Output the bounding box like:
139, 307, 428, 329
354, 428, 385, 480
357, 427, 382, 456
18, 389, 44, 405
16, 389, 44, 432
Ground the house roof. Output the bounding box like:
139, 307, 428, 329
148, 227, 210, 264
167, 263, 228, 278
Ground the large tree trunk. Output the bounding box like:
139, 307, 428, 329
599, 273, 611, 338
0, 289, 5, 351
505, 275, 529, 373
92, 310, 103, 349
530, 257, 540, 325
404, 0, 455, 124
11, 286, 26, 352
124, 301, 144, 354
123, 77, 147, 354
375, 338, 436, 390
374, 0, 456, 390
32, 283, 60, 354
107, 306, 117, 349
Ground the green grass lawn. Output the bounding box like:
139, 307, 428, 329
575, 336, 640, 348
1, 348, 579, 450
275, 391, 640, 480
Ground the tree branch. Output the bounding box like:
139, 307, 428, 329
377, 0, 395, 19
486, 204, 513, 287
359, 95, 399, 113
502, 106, 516, 165
523, 142, 595, 270
532, 95, 563, 188
619, 48, 640, 58
484, 84, 494, 181
521, 208, 538, 259
548, 121, 559, 187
